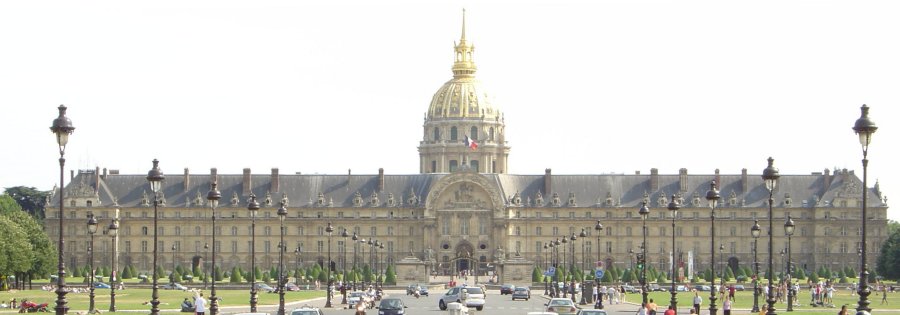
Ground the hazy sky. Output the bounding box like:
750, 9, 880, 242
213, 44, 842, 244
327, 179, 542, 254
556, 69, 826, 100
1, 0, 897, 220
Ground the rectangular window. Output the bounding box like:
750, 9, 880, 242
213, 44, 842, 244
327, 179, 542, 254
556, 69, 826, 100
442, 220, 450, 235
553, 227, 559, 236
409, 227, 414, 236
125, 241, 131, 253
388, 226, 394, 236
141, 241, 147, 253
730, 227, 736, 236
449, 160, 458, 172
317, 241, 324, 253
586, 212, 592, 218
693, 227, 700, 236
371, 226, 377, 236
460, 219, 469, 235
536, 227, 543, 236
659, 227, 666, 236
231, 241, 237, 253
606, 241, 612, 253
569, 212, 575, 218
515, 226, 521, 236
515, 241, 521, 254
536, 212, 542, 218
479, 220, 487, 235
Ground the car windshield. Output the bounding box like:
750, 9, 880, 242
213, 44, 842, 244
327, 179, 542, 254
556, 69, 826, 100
350, 292, 365, 297
461, 288, 483, 294
514, 287, 528, 291
379, 299, 403, 309
579, 311, 606, 315
290, 311, 318, 315
550, 299, 572, 306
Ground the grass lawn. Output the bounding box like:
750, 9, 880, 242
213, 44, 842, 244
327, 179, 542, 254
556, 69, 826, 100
0, 286, 323, 313
636, 289, 898, 314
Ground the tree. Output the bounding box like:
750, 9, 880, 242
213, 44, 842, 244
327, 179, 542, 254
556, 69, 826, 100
0, 215, 33, 281
214, 265, 224, 281
230, 267, 242, 283
876, 224, 900, 280
122, 266, 132, 279
0, 195, 56, 287
532, 266, 543, 282
809, 271, 819, 283
4, 186, 51, 219
384, 265, 396, 285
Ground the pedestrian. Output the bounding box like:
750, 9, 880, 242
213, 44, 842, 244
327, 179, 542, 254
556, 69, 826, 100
693, 290, 702, 315
663, 305, 675, 315
729, 285, 736, 301
838, 304, 849, 315
647, 298, 658, 315
593, 285, 599, 303
722, 295, 731, 315
193, 292, 206, 315
636, 302, 648, 315
882, 286, 888, 304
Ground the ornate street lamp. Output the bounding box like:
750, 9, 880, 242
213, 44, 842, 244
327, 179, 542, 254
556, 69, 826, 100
594, 220, 604, 309
544, 242, 551, 296
341, 229, 349, 304
629, 249, 634, 269
554, 238, 561, 297
170, 244, 176, 285
146, 159, 165, 315
638, 201, 650, 305
203, 243, 209, 290
667, 195, 681, 312
87, 214, 98, 314
50, 105, 75, 315
579, 228, 588, 305
751, 220, 761, 313
276, 203, 288, 315
784, 214, 795, 311
378, 242, 385, 287
108, 213, 119, 312
719, 244, 725, 288
206, 183, 221, 315
570, 232, 578, 303
247, 194, 260, 312
562, 236, 569, 298
360, 238, 367, 288
705, 181, 721, 315
325, 222, 335, 308
352, 232, 358, 290
853, 104, 877, 315
762, 157, 780, 315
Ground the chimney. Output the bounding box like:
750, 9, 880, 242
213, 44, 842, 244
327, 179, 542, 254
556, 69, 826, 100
741, 168, 748, 195
95, 166, 101, 190
70, 170, 75, 182
650, 168, 659, 192
824, 168, 832, 191
243, 168, 252, 196
714, 169, 720, 189
544, 168, 552, 195
109, 169, 119, 175
102, 168, 108, 179
210, 168, 218, 184
184, 168, 190, 192
635, 170, 640, 175
271, 168, 280, 193
378, 168, 385, 192
679, 168, 688, 192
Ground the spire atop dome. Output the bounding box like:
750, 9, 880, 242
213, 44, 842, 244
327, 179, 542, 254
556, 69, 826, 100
453, 8, 476, 78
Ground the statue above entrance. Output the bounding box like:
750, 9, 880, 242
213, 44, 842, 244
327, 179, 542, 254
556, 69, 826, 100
442, 182, 487, 209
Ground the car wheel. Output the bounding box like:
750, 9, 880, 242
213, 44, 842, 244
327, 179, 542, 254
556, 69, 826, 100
476, 306, 483, 311
438, 300, 446, 310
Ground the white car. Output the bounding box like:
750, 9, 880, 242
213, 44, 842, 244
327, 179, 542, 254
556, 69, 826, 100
438, 286, 485, 311
545, 298, 579, 315
348, 291, 368, 306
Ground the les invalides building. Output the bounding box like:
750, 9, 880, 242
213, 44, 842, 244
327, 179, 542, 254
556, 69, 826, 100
48, 13, 889, 285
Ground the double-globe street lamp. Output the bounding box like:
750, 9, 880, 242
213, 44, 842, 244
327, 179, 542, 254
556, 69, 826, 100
569, 232, 577, 303
853, 104, 877, 315
171, 244, 176, 285
247, 194, 260, 312
108, 214, 119, 312
784, 215, 795, 311
667, 195, 680, 313
561, 236, 569, 298
594, 221, 603, 309
578, 228, 587, 305
762, 157, 780, 315
87, 214, 98, 314
146, 159, 165, 315
51, 105, 75, 315
325, 222, 335, 308
554, 238, 561, 297
751, 220, 761, 313
277, 202, 288, 315
341, 229, 349, 304
705, 181, 721, 315
206, 182, 222, 315
638, 201, 650, 305
544, 242, 550, 296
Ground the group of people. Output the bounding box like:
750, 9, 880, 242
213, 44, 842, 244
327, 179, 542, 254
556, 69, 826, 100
588, 284, 630, 304
181, 291, 207, 315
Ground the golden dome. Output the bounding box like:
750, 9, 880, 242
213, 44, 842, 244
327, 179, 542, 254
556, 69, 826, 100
426, 9, 501, 121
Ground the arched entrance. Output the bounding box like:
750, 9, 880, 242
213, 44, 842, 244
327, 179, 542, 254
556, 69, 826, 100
455, 241, 475, 275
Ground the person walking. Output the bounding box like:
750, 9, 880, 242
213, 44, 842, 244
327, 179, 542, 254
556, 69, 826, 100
882, 285, 889, 304
838, 304, 849, 315
193, 292, 207, 315
692, 290, 702, 315
722, 295, 732, 315
647, 298, 658, 315
663, 305, 675, 315
636, 302, 648, 315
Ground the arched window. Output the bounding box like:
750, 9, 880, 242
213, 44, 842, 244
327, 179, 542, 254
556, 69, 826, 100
86, 201, 93, 207
433, 128, 440, 141
450, 127, 458, 141
142, 227, 148, 235
470, 127, 478, 140
489, 127, 494, 141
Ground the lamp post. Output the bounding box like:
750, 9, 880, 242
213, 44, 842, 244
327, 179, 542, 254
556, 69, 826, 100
853, 104, 877, 315
203, 243, 209, 290
108, 213, 119, 312
705, 181, 721, 315
325, 222, 335, 308
784, 215, 795, 311
719, 244, 725, 289
594, 221, 604, 309
146, 159, 165, 315
562, 236, 569, 298
294, 247, 301, 278
629, 249, 634, 269
247, 194, 260, 312
341, 229, 349, 304
378, 242, 385, 288
360, 238, 367, 288
762, 157, 780, 315
751, 220, 761, 313
171, 244, 176, 285
570, 233, 578, 303
544, 242, 550, 296
276, 203, 287, 315
352, 233, 358, 290
51, 104, 75, 315
667, 195, 680, 313
206, 183, 221, 315
87, 214, 98, 314
579, 228, 588, 305
638, 201, 650, 305
554, 238, 561, 297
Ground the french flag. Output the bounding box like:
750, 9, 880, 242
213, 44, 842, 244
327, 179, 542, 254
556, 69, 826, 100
464, 136, 478, 151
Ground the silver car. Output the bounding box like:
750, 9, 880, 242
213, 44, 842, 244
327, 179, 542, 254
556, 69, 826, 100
438, 286, 485, 311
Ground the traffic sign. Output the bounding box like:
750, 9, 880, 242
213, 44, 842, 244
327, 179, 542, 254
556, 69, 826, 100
595, 269, 605, 279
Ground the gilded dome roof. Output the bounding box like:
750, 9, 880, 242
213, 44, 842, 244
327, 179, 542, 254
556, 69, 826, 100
426, 10, 501, 121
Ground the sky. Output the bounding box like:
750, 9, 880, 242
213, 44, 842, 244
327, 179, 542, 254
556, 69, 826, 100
1, 0, 897, 221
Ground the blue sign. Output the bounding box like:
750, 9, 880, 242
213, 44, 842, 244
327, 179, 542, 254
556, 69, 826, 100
595, 269, 605, 279
544, 266, 556, 276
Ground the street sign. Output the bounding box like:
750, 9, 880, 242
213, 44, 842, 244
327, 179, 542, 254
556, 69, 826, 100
595, 269, 605, 279
544, 266, 556, 276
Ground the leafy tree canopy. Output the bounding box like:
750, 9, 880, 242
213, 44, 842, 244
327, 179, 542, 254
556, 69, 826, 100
876, 224, 900, 280
4, 186, 51, 219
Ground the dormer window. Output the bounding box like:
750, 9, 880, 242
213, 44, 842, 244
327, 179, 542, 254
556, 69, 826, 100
317, 192, 325, 206
86, 200, 93, 207
551, 192, 561, 207
567, 192, 577, 207
353, 191, 364, 207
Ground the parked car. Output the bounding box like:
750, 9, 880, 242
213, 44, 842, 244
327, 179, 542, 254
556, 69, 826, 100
255, 282, 277, 293
438, 286, 485, 311
512, 286, 531, 301
376, 298, 407, 315
545, 298, 579, 315
289, 305, 324, 315
696, 285, 711, 292
621, 284, 640, 293
733, 284, 745, 291
676, 285, 690, 292
162, 283, 188, 290
93, 282, 111, 289
649, 284, 665, 292
500, 284, 515, 295
576, 310, 608, 315
284, 282, 300, 291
